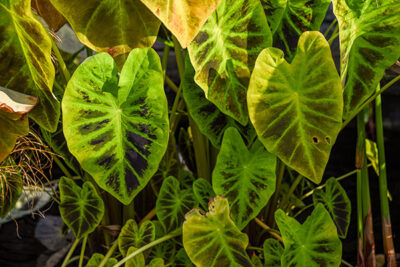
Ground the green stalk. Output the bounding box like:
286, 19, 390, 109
51, 38, 71, 83
281, 174, 303, 211
324, 19, 337, 37
172, 35, 185, 78
79, 235, 88, 267
61, 238, 80, 267
356, 114, 365, 251
99, 241, 118, 267
375, 87, 397, 266
266, 160, 285, 225
53, 157, 73, 179
189, 116, 211, 181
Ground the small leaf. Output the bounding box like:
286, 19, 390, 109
156, 176, 197, 233
213, 127, 276, 230
188, 0, 272, 125
193, 178, 215, 210
183, 196, 253, 267
0, 158, 23, 218
118, 219, 155, 256
313, 177, 351, 238
32, 0, 66, 31
248, 31, 343, 183
59, 177, 104, 238
365, 139, 379, 175
86, 253, 117, 267
275, 203, 342, 267
263, 238, 283, 267
148, 258, 165, 267
252, 255, 263, 267
261, 0, 287, 34
126, 247, 145, 267
62, 49, 169, 204
174, 248, 194, 267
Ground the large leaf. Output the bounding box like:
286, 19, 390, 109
182, 57, 256, 148
0, 0, 60, 131
183, 196, 253, 267
193, 178, 215, 210
332, 0, 400, 118
86, 253, 117, 267
313, 177, 351, 238
50, 0, 161, 56
275, 203, 342, 267
263, 238, 283, 267
0, 158, 23, 218
156, 176, 197, 233
32, 0, 66, 31
62, 49, 169, 205
262, 0, 330, 57
59, 177, 104, 239
118, 219, 155, 256
188, 0, 272, 125
248, 31, 343, 183
140, 0, 221, 48
212, 127, 276, 230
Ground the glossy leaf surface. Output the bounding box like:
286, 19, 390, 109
248, 31, 343, 183
263, 238, 283, 267
62, 49, 169, 204
193, 178, 214, 210
59, 177, 104, 238
0, 158, 22, 217
188, 0, 272, 125
313, 177, 351, 238
118, 219, 155, 256
275, 203, 342, 267
213, 127, 276, 230
32, 0, 66, 31
86, 253, 117, 267
183, 196, 253, 267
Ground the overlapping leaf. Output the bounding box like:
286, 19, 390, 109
183, 196, 253, 267
62, 49, 169, 204
213, 127, 276, 230
275, 203, 342, 267
0, 0, 59, 131
50, 0, 161, 57
263, 238, 283, 267
0, 158, 22, 218
313, 177, 351, 238
193, 178, 214, 210
86, 253, 117, 267
248, 31, 343, 183
332, 0, 400, 118
188, 0, 272, 125
59, 177, 104, 238
140, 0, 222, 48
118, 219, 155, 256
32, 0, 66, 31
174, 248, 194, 267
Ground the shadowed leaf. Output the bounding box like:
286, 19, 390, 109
174, 248, 194, 267
118, 219, 155, 256
32, 0, 66, 31
263, 238, 283, 267
86, 253, 117, 267
193, 178, 215, 210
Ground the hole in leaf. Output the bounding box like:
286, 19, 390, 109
312, 137, 319, 144
325, 136, 331, 144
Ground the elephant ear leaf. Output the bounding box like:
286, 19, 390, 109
332, 0, 400, 118
313, 177, 351, 238
32, 0, 66, 31
118, 219, 155, 257
248, 31, 343, 183
0, 0, 59, 132
188, 0, 272, 125
183, 196, 253, 267
263, 238, 283, 267
59, 177, 104, 239
140, 0, 222, 48
193, 178, 215, 210
62, 49, 169, 205
212, 127, 276, 230
275, 203, 342, 267
0, 158, 23, 218
86, 253, 117, 267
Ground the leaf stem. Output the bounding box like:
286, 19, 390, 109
281, 174, 303, 211
61, 238, 80, 267
79, 235, 88, 267
293, 203, 314, 218
51, 38, 71, 84
254, 218, 283, 243
165, 75, 179, 93
324, 19, 337, 37
139, 207, 156, 226
99, 241, 118, 267
54, 157, 73, 179
172, 35, 185, 79
266, 160, 285, 225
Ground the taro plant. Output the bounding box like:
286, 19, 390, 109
0, 0, 399, 266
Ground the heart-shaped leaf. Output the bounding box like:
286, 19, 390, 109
193, 178, 215, 210
212, 127, 276, 230
313, 177, 351, 238
147, 258, 165, 267
59, 177, 104, 239
275, 203, 342, 267
86, 253, 117, 267
62, 49, 169, 205
0, 0, 59, 131
32, 0, 66, 31
126, 247, 146, 267
156, 176, 197, 233
263, 238, 283, 267
332, 0, 400, 118
260, 0, 287, 35
188, 0, 272, 125
140, 0, 222, 48
248, 31, 343, 183
50, 0, 161, 57
0, 158, 23, 218
118, 219, 155, 256
183, 196, 253, 267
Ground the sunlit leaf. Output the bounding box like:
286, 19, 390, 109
313, 177, 351, 238
86, 253, 117, 267
193, 178, 214, 210
140, 0, 222, 48
188, 0, 272, 125
275, 203, 342, 267
248, 31, 343, 183
0, 158, 23, 218
126, 247, 145, 267
260, 0, 287, 35
50, 0, 161, 56
263, 238, 283, 267
118, 219, 155, 256
213, 127, 276, 230
365, 139, 379, 175
59, 177, 104, 238
183, 196, 253, 267
148, 258, 165, 267
62, 49, 169, 204
32, 0, 66, 31
156, 176, 197, 233
0, 0, 59, 131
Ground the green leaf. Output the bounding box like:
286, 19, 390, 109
263, 238, 283, 267
0, 0, 60, 131
149, 222, 177, 265
212, 127, 276, 230
86, 253, 117, 267
174, 248, 194, 267
251, 255, 263, 267
248, 31, 343, 183
118, 219, 155, 256
193, 178, 215, 210
275, 203, 342, 267
188, 0, 272, 125
140, 0, 222, 48
59, 177, 104, 239
182, 196, 253, 267
332, 0, 400, 118
156, 176, 197, 233
126, 247, 146, 267
50, 0, 161, 57
62, 49, 169, 205
313, 177, 351, 238
0, 158, 23, 218
182, 57, 256, 148
365, 139, 379, 175
260, 0, 287, 35
148, 258, 165, 267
